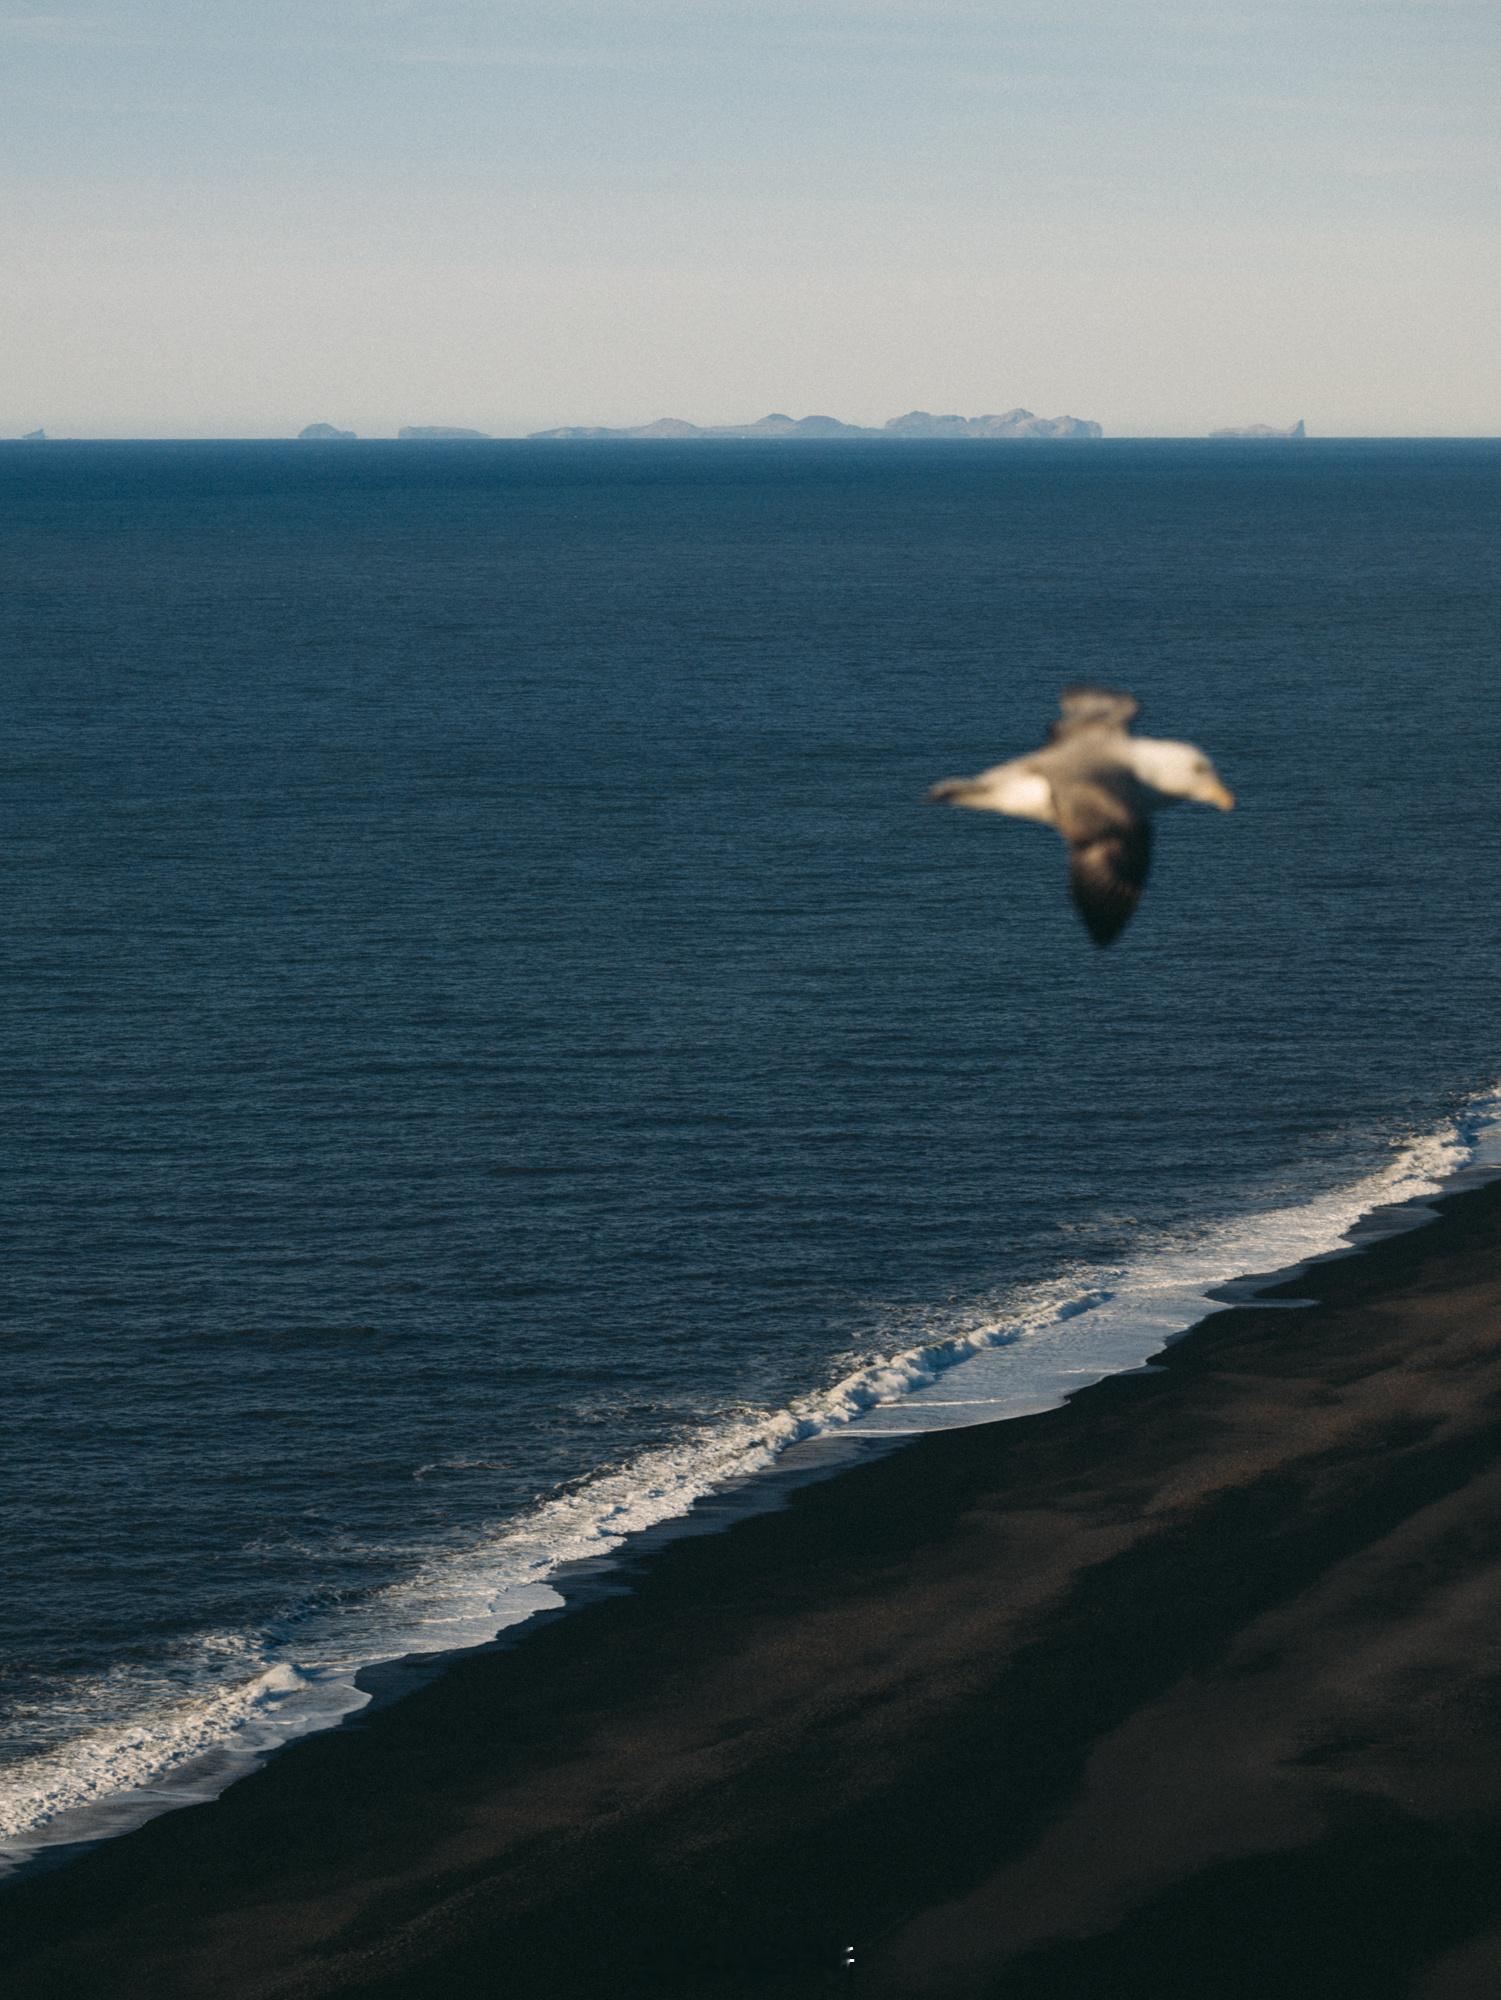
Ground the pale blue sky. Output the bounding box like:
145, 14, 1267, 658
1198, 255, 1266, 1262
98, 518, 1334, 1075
4, 2, 1498, 435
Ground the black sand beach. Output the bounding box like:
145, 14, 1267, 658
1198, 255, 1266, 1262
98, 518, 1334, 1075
11, 1177, 1501, 1998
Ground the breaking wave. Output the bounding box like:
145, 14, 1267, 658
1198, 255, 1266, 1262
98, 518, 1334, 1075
5, 1085, 1499, 1875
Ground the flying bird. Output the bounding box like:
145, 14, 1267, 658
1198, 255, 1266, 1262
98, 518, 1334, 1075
927, 686, 1235, 946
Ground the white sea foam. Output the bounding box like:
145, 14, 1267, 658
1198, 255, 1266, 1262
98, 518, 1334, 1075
5, 1085, 1500, 1875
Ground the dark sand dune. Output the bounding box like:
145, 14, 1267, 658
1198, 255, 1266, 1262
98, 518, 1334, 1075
11, 1181, 1501, 1998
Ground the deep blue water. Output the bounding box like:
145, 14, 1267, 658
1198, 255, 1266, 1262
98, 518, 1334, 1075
4, 439, 1500, 1855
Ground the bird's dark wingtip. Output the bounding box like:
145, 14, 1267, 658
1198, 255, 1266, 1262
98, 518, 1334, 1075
1078, 910, 1131, 948
1066, 824, 1149, 947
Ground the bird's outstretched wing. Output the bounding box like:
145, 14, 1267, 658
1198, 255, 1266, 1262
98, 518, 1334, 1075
1067, 820, 1152, 946
1047, 685, 1140, 742
1046, 769, 1152, 946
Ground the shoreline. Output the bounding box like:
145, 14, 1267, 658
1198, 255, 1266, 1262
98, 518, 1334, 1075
10, 1173, 1501, 1994
5, 1111, 1486, 1886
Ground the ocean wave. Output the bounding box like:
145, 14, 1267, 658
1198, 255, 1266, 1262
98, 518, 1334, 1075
5, 1084, 1499, 1873
0, 1659, 349, 1853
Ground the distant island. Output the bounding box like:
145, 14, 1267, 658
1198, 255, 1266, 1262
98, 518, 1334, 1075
398, 425, 490, 440
11, 428, 47, 442
297, 422, 356, 441
1209, 419, 1306, 440
527, 408, 1103, 441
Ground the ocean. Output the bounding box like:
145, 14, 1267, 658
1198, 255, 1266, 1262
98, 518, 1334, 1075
4, 437, 1500, 1871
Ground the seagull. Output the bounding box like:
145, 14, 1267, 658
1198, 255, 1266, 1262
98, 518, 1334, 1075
927, 686, 1235, 946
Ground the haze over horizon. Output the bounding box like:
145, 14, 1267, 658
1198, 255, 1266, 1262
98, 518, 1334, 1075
4, 1, 1498, 440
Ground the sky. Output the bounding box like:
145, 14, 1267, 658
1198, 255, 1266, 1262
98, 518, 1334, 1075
3, 1, 1498, 437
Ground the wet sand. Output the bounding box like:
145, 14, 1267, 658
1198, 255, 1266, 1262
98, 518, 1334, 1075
10, 1177, 1501, 1998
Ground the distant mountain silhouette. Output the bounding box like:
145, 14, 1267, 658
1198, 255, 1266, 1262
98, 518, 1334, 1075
529, 407, 1102, 440
297, 423, 357, 441
1209, 419, 1306, 439
883, 409, 1102, 439
397, 426, 490, 440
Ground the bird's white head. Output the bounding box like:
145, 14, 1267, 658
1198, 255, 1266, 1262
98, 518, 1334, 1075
1128, 737, 1235, 811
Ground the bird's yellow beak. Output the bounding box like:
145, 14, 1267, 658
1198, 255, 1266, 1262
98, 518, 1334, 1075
1205, 780, 1235, 811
